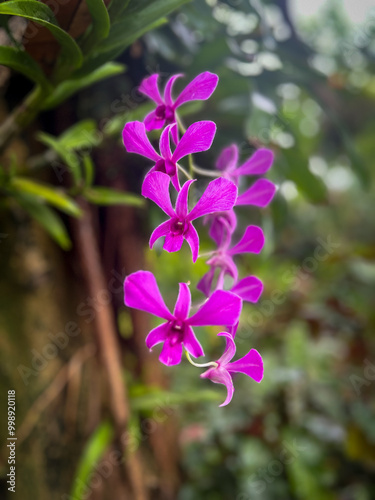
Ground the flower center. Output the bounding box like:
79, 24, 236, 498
155, 104, 175, 123
170, 218, 188, 236
154, 158, 176, 177
169, 320, 185, 346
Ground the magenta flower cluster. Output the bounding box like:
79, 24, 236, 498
122, 72, 276, 406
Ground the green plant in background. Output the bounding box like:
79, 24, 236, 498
0, 0, 189, 248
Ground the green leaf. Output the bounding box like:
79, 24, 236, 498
84, 187, 144, 207
37, 132, 82, 184
103, 102, 154, 137
15, 195, 72, 250
85, 0, 110, 44
74, 20, 165, 77
71, 422, 114, 500
99, 0, 190, 53
0, 0, 82, 72
130, 388, 221, 412
58, 120, 98, 150
11, 177, 82, 217
75, 0, 189, 76
82, 154, 95, 187
108, 0, 130, 20
0, 46, 52, 92
42, 62, 126, 109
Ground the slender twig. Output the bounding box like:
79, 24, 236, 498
73, 199, 148, 500
17, 344, 96, 445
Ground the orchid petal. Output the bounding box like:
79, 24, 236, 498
184, 325, 204, 358
208, 210, 237, 247
217, 331, 236, 365
164, 74, 183, 106
229, 226, 265, 256
227, 349, 264, 383
185, 223, 200, 263
163, 232, 184, 253
236, 179, 277, 207
124, 271, 173, 320
122, 121, 160, 161
174, 71, 219, 108
216, 144, 239, 172
173, 283, 191, 320
172, 121, 216, 163
233, 148, 274, 177
159, 339, 183, 366
142, 172, 175, 217
144, 109, 166, 131
170, 172, 181, 192
145, 322, 169, 349
229, 322, 239, 338
159, 125, 173, 159
231, 276, 263, 303
188, 290, 242, 327
175, 179, 194, 218
138, 74, 163, 104
149, 220, 171, 249
200, 366, 234, 407
196, 268, 216, 297
188, 178, 237, 221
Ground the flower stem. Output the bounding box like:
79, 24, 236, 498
185, 351, 218, 368
177, 164, 192, 180
191, 165, 220, 178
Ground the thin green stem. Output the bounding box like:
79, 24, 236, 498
177, 163, 192, 180
191, 164, 220, 178
185, 351, 218, 369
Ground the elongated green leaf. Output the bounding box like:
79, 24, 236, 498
85, 0, 110, 42
99, 0, 190, 53
38, 132, 82, 184
84, 187, 144, 207
130, 388, 221, 412
108, 0, 130, 20
0, 1, 82, 71
11, 177, 82, 217
0, 46, 52, 92
103, 102, 154, 137
71, 422, 114, 500
82, 154, 95, 187
42, 62, 126, 109
15, 195, 72, 250
75, 0, 189, 76
58, 120, 98, 150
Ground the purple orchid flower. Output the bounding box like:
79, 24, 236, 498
139, 72, 219, 141
206, 176, 276, 247
122, 120, 216, 191
216, 144, 274, 186
124, 271, 242, 366
197, 225, 265, 296
201, 331, 263, 406
142, 172, 238, 262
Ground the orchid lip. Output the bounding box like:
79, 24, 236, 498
170, 218, 189, 236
